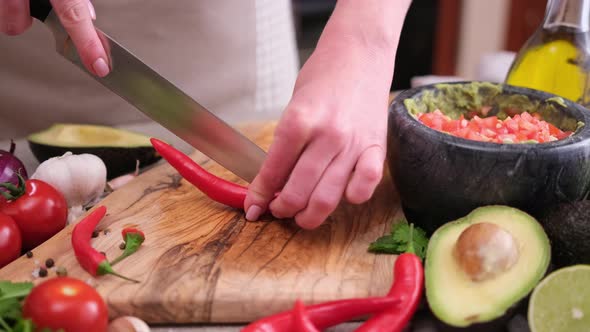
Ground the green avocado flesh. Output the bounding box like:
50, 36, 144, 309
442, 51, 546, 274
27, 123, 152, 148
27, 124, 160, 179
404, 82, 584, 133
425, 205, 551, 327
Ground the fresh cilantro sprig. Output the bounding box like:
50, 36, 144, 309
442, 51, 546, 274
0, 281, 34, 332
368, 218, 429, 260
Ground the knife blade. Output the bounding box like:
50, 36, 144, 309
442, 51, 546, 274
29, 1, 267, 183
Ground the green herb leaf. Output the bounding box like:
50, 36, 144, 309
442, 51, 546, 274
368, 236, 406, 253
0, 299, 21, 319
0, 282, 33, 301
368, 218, 429, 260
390, 217, 409, 234
0, 281, 34, 332
12, 319, 34, 332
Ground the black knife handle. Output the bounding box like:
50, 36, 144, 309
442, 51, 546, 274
30, 0, 53, 22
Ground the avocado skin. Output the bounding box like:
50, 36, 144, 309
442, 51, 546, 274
28, 142, 161, 180
539, 200, 590, 267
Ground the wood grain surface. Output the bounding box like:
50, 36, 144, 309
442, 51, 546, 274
0, 121, 404, 324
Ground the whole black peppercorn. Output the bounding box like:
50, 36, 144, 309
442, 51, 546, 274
39, 268, 48, 278
45, 258, 55, 268
119, 242, 126, 250
26, 251, 33, 258
92, 230, 99, 238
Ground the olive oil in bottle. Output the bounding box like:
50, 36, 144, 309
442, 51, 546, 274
505, 0, 590, 107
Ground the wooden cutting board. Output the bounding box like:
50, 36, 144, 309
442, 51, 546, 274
0, 121, 404, 324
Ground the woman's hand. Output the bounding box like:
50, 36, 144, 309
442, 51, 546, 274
245, 0, 411, 229
0, 0, 109, 77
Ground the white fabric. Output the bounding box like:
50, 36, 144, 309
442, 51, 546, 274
255, 0, 300, 117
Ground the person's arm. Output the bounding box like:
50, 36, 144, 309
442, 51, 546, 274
245, 0, 412, 228
1, 0, 109, 77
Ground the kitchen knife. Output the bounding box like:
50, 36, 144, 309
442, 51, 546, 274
29, 0, 267, 183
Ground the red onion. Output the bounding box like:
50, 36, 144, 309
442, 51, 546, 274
0, 140, 28, 188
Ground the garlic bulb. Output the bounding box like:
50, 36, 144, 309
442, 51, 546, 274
32, 152, 107, 223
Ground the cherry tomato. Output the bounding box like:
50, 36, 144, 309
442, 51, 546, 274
0, 179, 67, 250
23, 277, 108, 332
0, 213, 22, 268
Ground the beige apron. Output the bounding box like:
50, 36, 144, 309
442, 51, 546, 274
0, 0, 299, 140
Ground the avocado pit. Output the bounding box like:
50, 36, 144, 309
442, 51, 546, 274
453, 222, 519, 282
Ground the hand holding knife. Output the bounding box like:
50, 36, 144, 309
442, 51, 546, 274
27, 0, 267, 183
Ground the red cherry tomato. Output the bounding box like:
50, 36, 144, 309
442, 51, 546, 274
22, 277, 108, 332
0, 179, 67, 250
0, 213, 22, 268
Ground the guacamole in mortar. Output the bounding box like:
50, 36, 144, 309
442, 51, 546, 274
403, 82, 584, 143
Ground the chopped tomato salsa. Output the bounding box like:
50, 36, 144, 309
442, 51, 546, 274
416, 110, 573, 143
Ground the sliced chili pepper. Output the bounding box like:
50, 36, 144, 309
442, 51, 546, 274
355, 225, 425, 332
150, 138, 247, 209
292, 299, 320, 332
241, 295, 400, 331
71, 206, 139, 283
110, 227, 145, 266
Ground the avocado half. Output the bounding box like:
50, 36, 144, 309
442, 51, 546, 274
425, 205, 550, 329
27, 123, 161, 179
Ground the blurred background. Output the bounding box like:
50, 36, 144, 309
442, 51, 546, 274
291, 0, 547, 91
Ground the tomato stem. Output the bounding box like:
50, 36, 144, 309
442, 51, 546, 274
0, 174, 26, 200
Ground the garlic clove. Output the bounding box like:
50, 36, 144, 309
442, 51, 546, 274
67, 205, 86, 225
108, 316, 150, 332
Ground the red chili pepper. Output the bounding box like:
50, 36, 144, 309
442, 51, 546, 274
292, 299, 319, 332
71, 206, 139, 283
243, 247, 423, 332
355, 249, 424, 330
241, 295, 400, 331
111, 227, 146, 266
150, 138, 246, 209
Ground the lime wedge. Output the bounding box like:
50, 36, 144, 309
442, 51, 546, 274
528, 265, 590, 332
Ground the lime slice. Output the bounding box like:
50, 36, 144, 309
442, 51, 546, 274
528, 265, 590, 332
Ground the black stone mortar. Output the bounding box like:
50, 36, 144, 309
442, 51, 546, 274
387, 81, 590, 234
